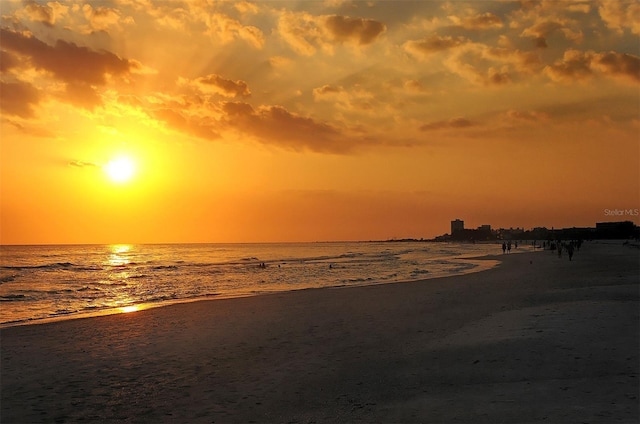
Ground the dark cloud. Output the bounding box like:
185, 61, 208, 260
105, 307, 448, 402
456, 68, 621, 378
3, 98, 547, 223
404, 35, 467, 56
193, 74, 251, 97
534, 36, 548, 48
312, 84, 344, 98
487, 67, 511, 85
0, 27, 142, 111
323, 15, 386, 45
544, 49, 593, 81
521, 20, 583, 46
545, 49, 640, 84
592, 51, 640, 83
0, 81, 41, 118
0, 28, 139, 86
222, 102, 351, 153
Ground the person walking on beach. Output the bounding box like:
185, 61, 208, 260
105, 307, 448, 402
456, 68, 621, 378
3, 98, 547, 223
502, 242, 507, 254
507, 241, 512, 253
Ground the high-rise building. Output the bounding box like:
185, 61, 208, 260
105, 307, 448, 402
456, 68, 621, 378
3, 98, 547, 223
451, 219, 464, 236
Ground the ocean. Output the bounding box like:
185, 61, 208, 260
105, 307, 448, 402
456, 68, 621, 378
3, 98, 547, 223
0, 242, 518, 326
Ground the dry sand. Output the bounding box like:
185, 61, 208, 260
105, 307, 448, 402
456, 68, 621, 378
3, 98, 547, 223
1, 242, 638, 423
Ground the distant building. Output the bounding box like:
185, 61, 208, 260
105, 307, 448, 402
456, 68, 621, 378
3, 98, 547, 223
451, 219, 464, 236
476, 225, 492, 240
596, 221, 636, 239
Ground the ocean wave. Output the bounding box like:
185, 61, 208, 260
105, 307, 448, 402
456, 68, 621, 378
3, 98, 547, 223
0, 294, 27, 301
76, 286, 101, 292
343, 277, 374, 284
0, 274, 17, 283
1, 262, 75, 270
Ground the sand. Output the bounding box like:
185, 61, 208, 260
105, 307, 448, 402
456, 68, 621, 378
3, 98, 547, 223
1, 242, 638, 423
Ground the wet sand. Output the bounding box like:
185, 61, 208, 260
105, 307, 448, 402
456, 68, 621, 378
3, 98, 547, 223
2, 242, 638, 423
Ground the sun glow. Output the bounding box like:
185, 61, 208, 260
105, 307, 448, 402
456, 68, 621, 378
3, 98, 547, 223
105, 157, 135, 183
120, 305, 140, 313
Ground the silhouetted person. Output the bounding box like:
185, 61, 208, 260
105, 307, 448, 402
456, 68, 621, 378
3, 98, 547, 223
502, 242, 506, 254
507, 241, 512, 253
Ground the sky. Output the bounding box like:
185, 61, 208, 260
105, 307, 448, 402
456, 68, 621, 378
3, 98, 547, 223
1, 0, 639, 244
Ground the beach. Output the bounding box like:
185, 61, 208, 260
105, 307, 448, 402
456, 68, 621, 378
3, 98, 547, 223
2, 242, 638, 423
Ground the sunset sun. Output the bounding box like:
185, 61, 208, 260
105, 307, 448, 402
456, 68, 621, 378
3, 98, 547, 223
104, 157, 135, 183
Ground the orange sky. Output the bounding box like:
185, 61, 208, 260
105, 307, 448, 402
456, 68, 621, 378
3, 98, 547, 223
1, 0, 639, 244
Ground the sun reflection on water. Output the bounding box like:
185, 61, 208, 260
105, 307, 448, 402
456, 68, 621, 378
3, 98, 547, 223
119, 305, 140, 313
108, 244, 132, 267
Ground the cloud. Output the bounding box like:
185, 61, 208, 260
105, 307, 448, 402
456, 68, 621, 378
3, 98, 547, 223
18, 0, 68, 27
323, 15, 386, 45
598, 0, 640, 35
420, 117, 477, 131
180, 74, 251, 98
504, 110, 550, 123
405, 30, 543, 86
0, 28, 142, 111
521, 20, 584, 47
312, 84, 378, 114
441, 43, 540, 86
81, 4, 129, 32
591, 51, 640, 83
142, 95, 357, 153
203, 13, 264, 49
277, 11, 319, 56
544, 49, 593, 81
481, 47, 541, 72
221, 102, 351, 153
152, 105, 221, 141
449, 12, 504, 30
403, 35, 468, 57
0, 28, 140, 86
403, 79, 429, 94
69, 160, 98, 168
0, 81, 41, 118
312, 84, 345, 99
545, 49, 640, 84
234, 1, 259, 15
277, 11, 386, 56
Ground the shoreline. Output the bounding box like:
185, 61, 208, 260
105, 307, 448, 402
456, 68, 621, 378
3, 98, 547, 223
0, 250, 507, 329
2, 243, 638, 423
